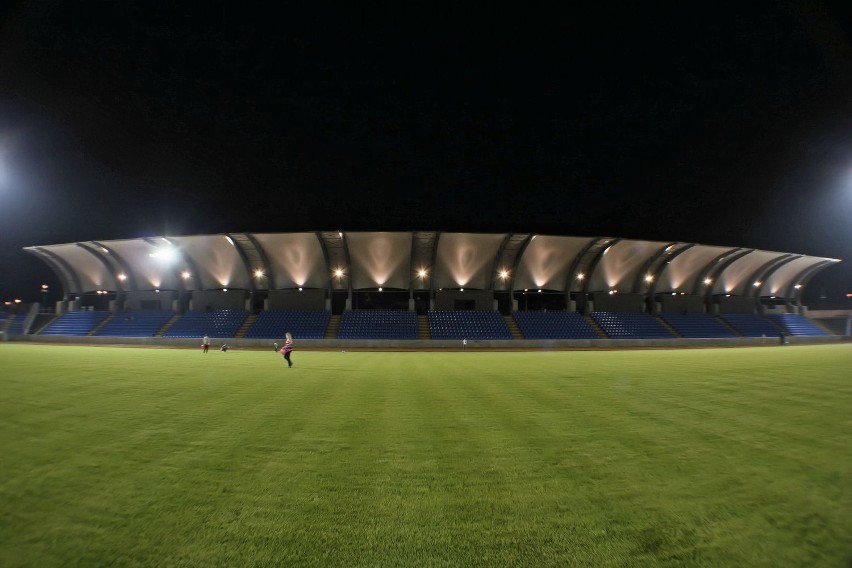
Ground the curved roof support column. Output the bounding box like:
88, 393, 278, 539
747, 254, 798, 299
648, 243, 696, 297
315, 231, 333, 303
563, 238, 602, 304
632, 241, 677, 294
28, 247, 82, 300
582, 238, 622, 294
91, 241, 137, 294
76, 242, 123, 293
701, 249, 754, 304
225, 233, 255, 295
788, 260, 837, 307
244, 233, 275, 290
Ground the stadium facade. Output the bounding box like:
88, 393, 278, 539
24, 231, 839, 316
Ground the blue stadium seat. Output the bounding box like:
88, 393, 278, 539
428, 311, 512, 340
591, 311, 675, 339
337, 310, 418, 339
659, 313, 738, 338
163, 310, 249, 338
718, 314, 781, 337
766, 313, 829, 336
245, 310, 331, 339
94, 310, 175, 337
39, 311, 112, 336
512, 311, 599, 339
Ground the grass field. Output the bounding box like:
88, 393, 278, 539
1, 343, 850, 567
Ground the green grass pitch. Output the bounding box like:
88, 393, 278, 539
1, 342, 850, 567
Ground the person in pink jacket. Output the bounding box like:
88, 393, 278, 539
280, 332, 294, 367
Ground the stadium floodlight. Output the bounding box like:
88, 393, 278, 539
753, 281, 762, 287
117, 273, 127, 281
704, 278, 712, 285
576, 273, 585, 280
181, 271, 191, 280
418, 268, 428, 279
498, 269, 509, 280
334, 268, 345, 278
253, 269, 264, 278
794, 284, 802, 289
645, 274, 654, 283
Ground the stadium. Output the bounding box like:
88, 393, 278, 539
3, 231, 847, 347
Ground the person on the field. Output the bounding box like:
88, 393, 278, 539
220, 344, 229, 352
202, 335, 210, 354
281, 332, 294, 367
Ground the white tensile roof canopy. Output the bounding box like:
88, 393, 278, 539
24, 231, 840, 302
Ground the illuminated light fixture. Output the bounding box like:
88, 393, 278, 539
223, 288, 228, 292
704, 278, 712, 285
665, 245, 673, 252
602, 246, 611, 255
254, 269, 265, 278
524, 288, 528, 292
101, 247, 109, 254
753, 281, 761, 287
725, 294, 731, 297
155, 289, 160, 293
644, 274, 654, 283
671, 292, 677, 296
498, 270, 509, 280
225, 236, 234, 246
181, 271, 191, 280
793, 284, 802, 290
379, 287, 383, 292
298, 287, 303, 291
847, 293, 852, 298
608, 290, 614, 295
14, 299, 21, 303
338, 231, 343, 238
418, 268, 427, 279
538, 289, 542, 293
459, 288, 463, 292
3, 301, 10, 305
41, 284, 49, 290
118, 273, 127, 281
334, 268, 345, 278
576, 273, 585, 280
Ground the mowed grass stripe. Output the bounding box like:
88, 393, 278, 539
1, 343, 851, 567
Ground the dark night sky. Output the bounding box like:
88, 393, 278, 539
1, 2, 851, 304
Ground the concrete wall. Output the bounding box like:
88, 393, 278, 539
124, 290, 178, 311
589, 292, 646, 312
190, 290, 248, 311
434, 290, 494, 311
656, 294, 706, 313
267, 289, 327, 310
12, 333, 847, 350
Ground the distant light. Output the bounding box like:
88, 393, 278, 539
41, 284, 49, 290
576, 273, 585, 280
298, 287, 303, 291
704, 278, 712, 285
671, 292, 676, 296
181, 271, 191, 280
225, 236, 234, 246
101, 247, 109, 254
524, 288, 528, 292
793, 284, 802, 290
338, 231, 343, 238
14, 298, 22, 303
538, 289, 542, 293
379, 287, 383, 292
223, 288, 228, 292
3, 301, 10, 306
725, 294, 731, 297
334, 268, 345, 278
665, 245, 673, 252
498, 269, 509, 280
847, 293, 852, 298
645, 274, 654, 283
118, 273, 127, 281
459, 288, 463, 292
753, 281, 761, 287
418, 268, 428, 279
155, 289, 160, 293
254, 269, 264, 278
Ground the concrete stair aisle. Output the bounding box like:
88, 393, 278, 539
418, 315, 431, 339
714, 316, 742, 336
585, 315, 608, 338
156, 314, 180, 337
504, 315, 524, 339
235, 314, 256, 338
325, 315, 340, 339
87, 314, 115, 336
656, 316, 681, 338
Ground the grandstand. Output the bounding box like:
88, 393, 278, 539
6, 231, 842, 346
